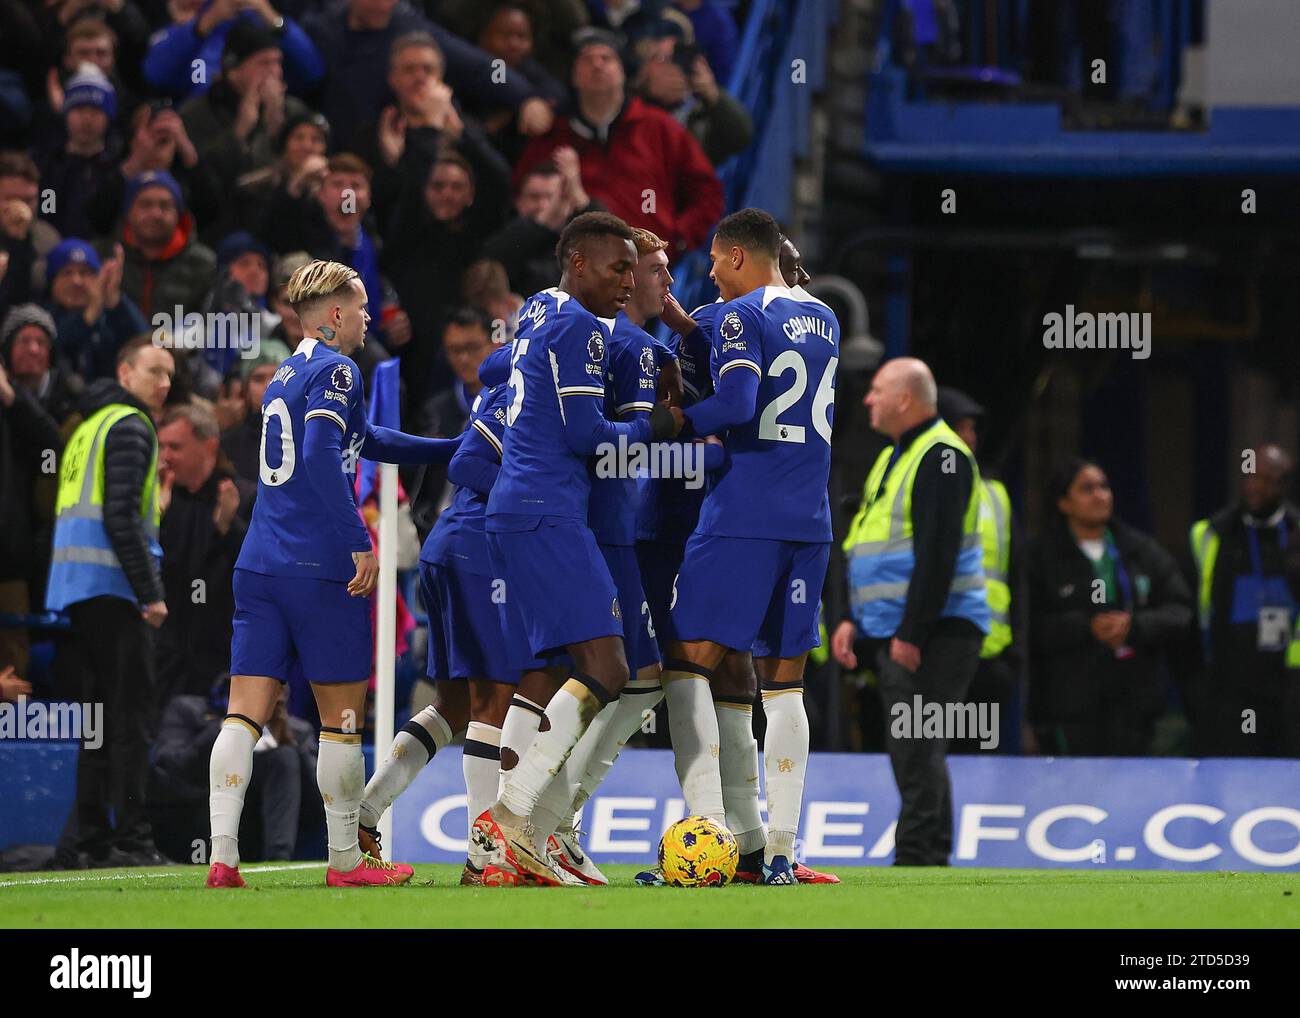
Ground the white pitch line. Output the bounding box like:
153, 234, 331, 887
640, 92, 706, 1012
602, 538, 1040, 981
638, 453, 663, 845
0, 861, 323, 888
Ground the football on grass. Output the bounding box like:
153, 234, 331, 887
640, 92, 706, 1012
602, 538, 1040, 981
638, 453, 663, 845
658, 816, 739, 887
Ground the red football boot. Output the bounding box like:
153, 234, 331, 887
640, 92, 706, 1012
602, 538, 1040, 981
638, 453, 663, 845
205, 862, 246, 888
793, 862, 841, 884
325, 852, 413, 887
471, 807, 561, 887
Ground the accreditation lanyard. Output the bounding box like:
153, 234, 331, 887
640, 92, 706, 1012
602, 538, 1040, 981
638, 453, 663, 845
1245, 518, 1288, 609
1103, 531, 1133, 610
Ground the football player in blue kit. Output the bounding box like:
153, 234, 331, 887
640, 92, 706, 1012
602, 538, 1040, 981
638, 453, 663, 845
354, 381, 525, 885
472, 212, 684, 886
205, 261, 463, 890
636, 234, 839, 885
662, 210, 842, 885
521, 227, 708, 885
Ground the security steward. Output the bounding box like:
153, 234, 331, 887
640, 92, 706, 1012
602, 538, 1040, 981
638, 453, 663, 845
831, 358, 989, 866
47, 334, 173, 866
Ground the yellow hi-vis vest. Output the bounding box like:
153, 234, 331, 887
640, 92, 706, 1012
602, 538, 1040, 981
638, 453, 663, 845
46, 403, 161, 611
842, 418, 989, 639
1190, 516, 1300, 667
978, 478, 1013, 659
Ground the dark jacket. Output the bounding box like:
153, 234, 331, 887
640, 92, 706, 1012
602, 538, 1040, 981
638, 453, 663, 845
480, 198, 604, 299
0, 382, 62, 582
118, 211, 217, 323
179, 78, 311, 188
156, 460, 247, 701
303, 0, 536, 157
1028, 517, 1192, 728
73, 378, 165, 605
48, 295, 149, 381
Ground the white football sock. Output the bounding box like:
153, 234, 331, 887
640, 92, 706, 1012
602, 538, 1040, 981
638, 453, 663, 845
531, 699, 615, 843
463, 722, 501, 867
575, 678, 664, 810
319, 731, 366, 872
663, 668, 725, 824
761, 686, 809, 864
715, 700, 767, 856
500, 679, 604, 819
209, 717, 258, 868
359, 704, 453, 829
499, 695, 545, 798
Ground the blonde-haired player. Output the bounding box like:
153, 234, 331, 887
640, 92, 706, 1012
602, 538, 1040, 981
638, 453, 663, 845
207, 260, 463, 888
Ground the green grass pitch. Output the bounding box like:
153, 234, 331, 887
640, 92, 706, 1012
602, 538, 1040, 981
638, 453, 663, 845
2, 863, 1297, 928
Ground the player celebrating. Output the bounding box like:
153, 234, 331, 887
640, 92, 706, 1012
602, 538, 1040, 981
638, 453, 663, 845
355, 381, 520, 885
663, 210, 841, 885
525, 227, 702, 884
206, 261, 462, 889
473, 212, 683, 886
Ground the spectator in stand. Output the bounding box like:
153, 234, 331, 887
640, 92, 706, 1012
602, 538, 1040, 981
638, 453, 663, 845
588, 0, 691, 48
3, 300, 84, 428
217, 340, 288, 498
303, 0, 553, 159
460, 258, 522, 342
671, 0, 738, 84
632, 31, 751, 165
384, 100, 508, 407
193, 231, 280, 395
0, 152, 62, 307
367, 31, 511, 234
117, 169, 216, 322
155, 401, 247, 701
35, 65, 122, 241
36, 2, 151, 97
88, 98, 222, 241
1189, 444, 1300, 757
433, 0, 589, 82
223, 110, 329, 243
513, 27, 723, 259
481, 153, 601, 298
36, 15, 145, 142
45, 238, 147, 380
144, 0, 323, 100
408, 305, 494, 537
469, 3, 570, 163
178, 16, 311, 188
0, 308, 64, 677
1028, 458, 1192, 756
151, 679, 318, 862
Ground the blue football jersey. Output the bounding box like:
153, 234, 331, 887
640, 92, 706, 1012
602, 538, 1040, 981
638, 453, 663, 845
589, 313, 658, 546
421, 383, 509, 576
636, 300, 721, 544
696, 285, 839, 543
487, 288, 649, 524
237, 337, 370, 581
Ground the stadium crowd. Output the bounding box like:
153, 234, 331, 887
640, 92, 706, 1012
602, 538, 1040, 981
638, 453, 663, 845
0, 0, 1297, 869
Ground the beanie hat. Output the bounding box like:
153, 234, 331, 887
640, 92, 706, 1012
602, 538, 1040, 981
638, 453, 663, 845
47, 238, 103, 280
63, 63, 117, 121
2, 303, 57, 350
222, 16, 281, 72
216, 230, 270, 270
124, 169, 185, 215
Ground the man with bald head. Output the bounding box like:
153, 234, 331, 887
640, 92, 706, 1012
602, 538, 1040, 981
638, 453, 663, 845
1189, 443, 1300, 756
833, 357, 990, 865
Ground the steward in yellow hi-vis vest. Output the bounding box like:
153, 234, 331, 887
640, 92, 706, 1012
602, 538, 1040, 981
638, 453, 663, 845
1187, 443, 1300, 757
47, 401, 161, 611
842, 415, 990, 638
46, 337, 173, 865
833, 359, 989, 867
